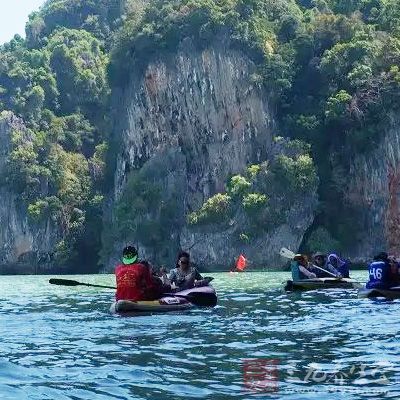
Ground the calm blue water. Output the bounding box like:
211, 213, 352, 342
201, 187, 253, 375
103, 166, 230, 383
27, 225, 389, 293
0, 271, 399, 399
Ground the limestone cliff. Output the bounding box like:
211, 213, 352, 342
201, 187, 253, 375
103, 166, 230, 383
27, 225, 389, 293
336, 115, 400, 261
0, 112, 59, 273
104, 42, 318, 270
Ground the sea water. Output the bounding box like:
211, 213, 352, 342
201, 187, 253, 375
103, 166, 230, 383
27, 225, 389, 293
0, 271, 399, 399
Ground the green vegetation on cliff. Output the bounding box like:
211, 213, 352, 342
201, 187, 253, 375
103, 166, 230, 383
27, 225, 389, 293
188, 140, 318, 240
0, 0, 121, 269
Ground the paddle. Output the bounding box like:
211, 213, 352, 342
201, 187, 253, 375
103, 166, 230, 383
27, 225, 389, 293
164, 277, 216, 307
49, 278, 217, 307
169, 291, 217, 307
49, 278, 116, 289
279, 247, 296, 259
279, 247, 340, 279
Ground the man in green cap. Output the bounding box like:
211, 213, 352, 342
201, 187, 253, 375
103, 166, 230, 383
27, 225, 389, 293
115, 245, 166, 301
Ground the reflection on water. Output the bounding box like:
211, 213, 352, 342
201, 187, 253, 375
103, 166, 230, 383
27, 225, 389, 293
0, 271, 399, 399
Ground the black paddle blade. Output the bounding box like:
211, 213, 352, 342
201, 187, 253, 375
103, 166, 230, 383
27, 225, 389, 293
284, 280, 294, 292
187, 292, 218, 307
49, 278, 80, 286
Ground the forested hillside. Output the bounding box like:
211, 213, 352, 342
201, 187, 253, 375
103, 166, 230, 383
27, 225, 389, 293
0, 0, 125, 269
1, 0, 400, 271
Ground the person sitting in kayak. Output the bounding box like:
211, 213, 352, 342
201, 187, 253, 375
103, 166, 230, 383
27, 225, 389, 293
115, 246, 167, 301
366, 252, 398, 289
292, 254, 317, 279
312, 252, 342, 278
388, 256, 400, 286
327, 253, 350, 278
168, 251, 207, 291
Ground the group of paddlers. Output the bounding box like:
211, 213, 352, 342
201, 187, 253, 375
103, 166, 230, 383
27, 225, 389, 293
292, 251, 400, 290
115, 244, 400, 302
291, 252, 350, 279
115, 246, 210, 302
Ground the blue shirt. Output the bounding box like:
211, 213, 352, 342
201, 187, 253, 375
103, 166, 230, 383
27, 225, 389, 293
366, 261, 391, 289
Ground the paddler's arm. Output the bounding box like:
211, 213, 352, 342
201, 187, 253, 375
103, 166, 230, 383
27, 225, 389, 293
299, 265, 317, 279
168, 268, 178, 285
326, 263, 342, 278
193, 268, 205, 287
159, 266, 170, 285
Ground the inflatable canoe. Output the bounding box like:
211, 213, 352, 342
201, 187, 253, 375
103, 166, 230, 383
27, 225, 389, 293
110, 286, 217, 315
358, 287, 400, 300
285, 278, 362, 291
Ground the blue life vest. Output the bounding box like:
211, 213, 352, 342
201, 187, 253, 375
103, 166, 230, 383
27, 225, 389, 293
337, 262, 350, 278
291, 262, 301, 280
366, 261, 391, 289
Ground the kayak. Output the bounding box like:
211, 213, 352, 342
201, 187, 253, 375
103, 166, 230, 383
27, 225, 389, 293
110, 285, 217, 315
285, 278, 362, 291
358, 287, 400, 300
110, 297, 194, 313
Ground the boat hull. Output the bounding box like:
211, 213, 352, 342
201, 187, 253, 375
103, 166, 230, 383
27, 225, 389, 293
285, 278, 362, 291
110, 286, 217, 314
358, 287, 400, 299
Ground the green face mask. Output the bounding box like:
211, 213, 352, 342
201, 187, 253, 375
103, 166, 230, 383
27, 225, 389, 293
122, 255, 138, 265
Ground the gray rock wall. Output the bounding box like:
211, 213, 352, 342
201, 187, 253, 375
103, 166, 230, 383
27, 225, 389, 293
0, 112, 58, 273
340, 115, 400, 261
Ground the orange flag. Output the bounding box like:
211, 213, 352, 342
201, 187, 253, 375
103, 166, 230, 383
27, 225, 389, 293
236, 254, 247, 271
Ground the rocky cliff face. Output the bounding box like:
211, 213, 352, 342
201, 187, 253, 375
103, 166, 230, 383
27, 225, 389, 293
0, 112, 58, 273
114, 42, 274, 195
105, 42, 318, 270
336, 115, 400, 261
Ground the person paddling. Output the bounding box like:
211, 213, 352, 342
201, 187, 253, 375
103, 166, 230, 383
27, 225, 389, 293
168, 251, 208, 291
312, 252, 342, 278
293, 254, 317, 279
115, 246, 167, 301
366, 252, 398, 290
327, 253, 350, 278
388, 256, 400, 286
